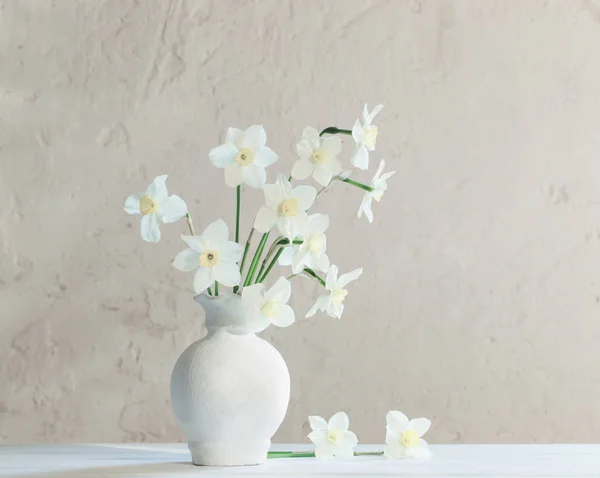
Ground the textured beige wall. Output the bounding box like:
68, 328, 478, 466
1, 0, 600, 445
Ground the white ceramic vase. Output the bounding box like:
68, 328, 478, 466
170, 293, 290, 466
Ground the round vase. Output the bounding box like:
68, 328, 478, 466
170, 293, 290, 466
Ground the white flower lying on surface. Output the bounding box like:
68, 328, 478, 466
279, 214, 330, 273
242, 276, 295, 333
306, 265, 362, 319
124, 175, 188, 243
383, 410, 432, 460
292, 127, 343, 187
173, 219, 243, 293
308, 412, 358, 459
357, 159, 396, 223
254, 173, 317, 241
351, 104, 384, 170
209, 125, 278, 189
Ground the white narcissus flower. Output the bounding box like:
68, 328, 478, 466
242, 276, 295, 333
173, 219, 243, 293
254, 173, 317, 241
351, 103, 384, 170
307, 412, 358, 459
292, 127, 343, 186
357, 159, 396, 223
279, 213, 330, 273
383, 410, 432, 460
306, 265, 362, 319
124, 175, 188, 243
209, 125, 278, 189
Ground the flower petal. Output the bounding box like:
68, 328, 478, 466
146, 175, 168, 201
313, 164, 332, 187
247, 314, 271, 334
242, 164, 266, 189
309, 415, 328, 431
334, 446, 355, 459
338, 267, 362, 288
271, 304, 295, 328
407, 418, 431, 438
358, 196, 374, 223
173, 248, 200, 271
213, 262, 241, 287
322, 135, 342, 157
265, 276, 292, 303
365, 104, 384, 124
303, 126, 320, 149
351, 119, 364, 144
373, 159, 386, 182
309, 252, 330, 273
224, 164, 244, 188
296, 139, 314, 161
193, 267, 213, 294
278, 246, 295, 266
254, 206, 277, 233
160, 195, 188, 223
328, 411, 349, 432
328, 301, 344, 319
351, 145, 369, 170
325, 265, 339, 291
325, 156, 343, 176
209, 144, 238, 168
241, 125, 266, 150
291, 248, 309, 274
253, 146, 278, 168
385, 429, 400, 445
263, 183, 284, 210
314, 443, 335, 459
202, 219, 229, 246
309, 213, 330, 233
124, 193, 143, 215
225, 127, 244, 148
383, 444, 405, 460
218, 241, 244, 263
386, 410, 410, 433
291, 158, 313, 180
292, 185, 317, 211
242, 283, 266, 307
342, 430, 358, 447
140, 213, 161, 243
305, 294, 330, 318
181, 234, 206, 253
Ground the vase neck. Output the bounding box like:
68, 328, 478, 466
194, 293, 255, 335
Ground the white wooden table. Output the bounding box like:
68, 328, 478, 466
2, 443, 600, 477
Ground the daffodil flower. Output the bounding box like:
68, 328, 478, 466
383, 410, 432, 460
305, 265, 362, 319
242, 276, 295, 333
124, 175, 188, 243
254, 173, 317, 241
209, 125, 278, 189
357, 159, 396, 223
307, 412, 358, 459
292, 127, 343, 186
279, 214, 330, 273
173, 219, 243, 293
351, 104, 383, 170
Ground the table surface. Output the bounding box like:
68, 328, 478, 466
2, 443, 600, 477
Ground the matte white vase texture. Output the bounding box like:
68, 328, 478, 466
170, 293, 291, 466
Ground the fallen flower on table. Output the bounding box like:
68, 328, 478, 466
383, 410, 432, 459
307, 412, 359, 459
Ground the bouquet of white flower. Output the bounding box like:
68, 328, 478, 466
124, 104, 394, 333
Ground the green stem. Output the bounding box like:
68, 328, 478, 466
255, 238, 304, 283
267, 451, 316, 459
244, 232, 269, 286
303, 268, 326, 287
214, 282, 219, 296
235, 186, 241, 243
207, 287, 213, 296
234, 228, 254, 293
343, 177, 374, 192
257, 247, 285, 283
319, 126, 353, 137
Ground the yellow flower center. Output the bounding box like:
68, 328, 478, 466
372, 189, 384, 201
364, 125, 378, 148
139, 195, 157, 215
235, 148, 254, 166
307, 233, 325, 255
400, 430, 419, 448
313, 148, 330, 164
199, 250, 219, 268
279, 198, 299, 217
331, 288, 348, 305
327, 428, 344, 444
261, 300, 280, 319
